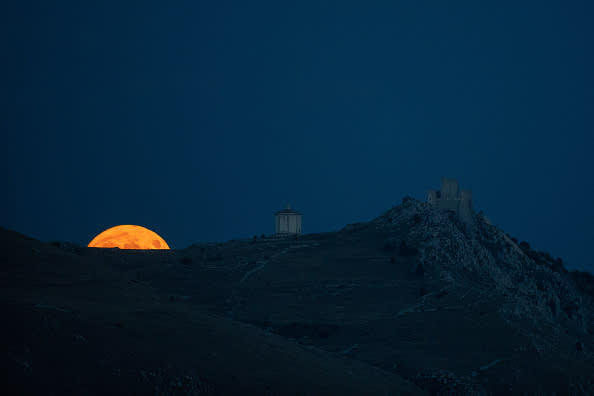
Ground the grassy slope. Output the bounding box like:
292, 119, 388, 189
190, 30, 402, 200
3, 221, 594, 394
0, 227, 421, 395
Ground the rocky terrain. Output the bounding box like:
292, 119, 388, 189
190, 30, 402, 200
2, 198, 594, 395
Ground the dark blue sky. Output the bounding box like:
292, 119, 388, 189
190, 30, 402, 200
2, 1, 593, 271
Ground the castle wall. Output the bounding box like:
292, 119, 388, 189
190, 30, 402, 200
459, 190, 473, 210
428, 178, 474, 228
428, 190, 438, 205
440, 177, 460, 200
438, 199, 460, 212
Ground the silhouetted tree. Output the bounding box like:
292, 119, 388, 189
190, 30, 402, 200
576, 341, 583, 352
415, 262, 424, 276
552, 257, 565, 273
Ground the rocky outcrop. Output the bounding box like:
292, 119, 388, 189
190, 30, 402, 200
373, 198, 593, 355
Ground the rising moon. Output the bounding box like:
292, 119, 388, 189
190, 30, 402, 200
88, 225, 170, 250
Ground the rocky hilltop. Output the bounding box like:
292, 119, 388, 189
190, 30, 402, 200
2, 198, 594, 395
375, 198, 593, 357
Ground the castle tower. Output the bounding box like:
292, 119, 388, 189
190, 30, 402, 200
428, 177, 474, 224
275, 204, 302, 236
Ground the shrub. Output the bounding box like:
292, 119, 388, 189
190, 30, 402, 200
548, 298, 558, 315
519, 241, 531, 251
576, 341, 583, 352
562, 301, 579, 319
415, 262, 425, 276
552, 257, 565, 273
402, 195, 413, 204
570, 270, 594, 298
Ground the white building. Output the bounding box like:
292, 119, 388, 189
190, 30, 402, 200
275, 204, 302, 236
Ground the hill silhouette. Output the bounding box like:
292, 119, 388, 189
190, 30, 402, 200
2, 199, 593, 394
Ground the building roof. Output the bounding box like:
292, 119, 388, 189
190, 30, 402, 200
275, 204, 301, 215
276, 208, 300, 215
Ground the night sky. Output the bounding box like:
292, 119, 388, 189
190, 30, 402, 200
2, 2, 593, 272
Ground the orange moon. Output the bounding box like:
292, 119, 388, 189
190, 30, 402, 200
88, 225, 170, 250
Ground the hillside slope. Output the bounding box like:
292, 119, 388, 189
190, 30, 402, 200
2, 198, 594, 394
0, 227, 421, 395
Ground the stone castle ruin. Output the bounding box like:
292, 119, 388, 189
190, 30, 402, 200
428, 177, 474, 225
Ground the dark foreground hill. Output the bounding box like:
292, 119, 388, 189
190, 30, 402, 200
2, 199, 594, 395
